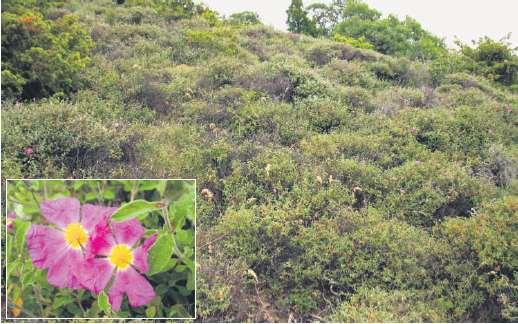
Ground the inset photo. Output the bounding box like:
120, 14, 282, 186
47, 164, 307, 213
4, 179, 195, 320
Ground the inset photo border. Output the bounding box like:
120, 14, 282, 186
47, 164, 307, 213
3, 179, 196, 321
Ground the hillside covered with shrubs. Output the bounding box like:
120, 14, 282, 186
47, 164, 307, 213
2, 0, 517, 322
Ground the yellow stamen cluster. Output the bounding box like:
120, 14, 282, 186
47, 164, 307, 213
64, 223, 88, 249
109, 244, 134, 270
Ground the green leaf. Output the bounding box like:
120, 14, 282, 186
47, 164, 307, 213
103, 190, 115, 200
98, 291, 111, 314
84, 192, 97, 202
175, 228, 193, 246
14, 219, 30, 252
148, 232, 174, 275
168, 304, 192, 318
139, 181, 159, 191
6, 234, 14, 259
156, 180, 167, 197
146, 305, 156, 318
111, 199, 165, 222
73, 180, 85, 190
186, 271, 195, 291
170, 191, 195, 228
162, 258, 178, 273
53, 295, 73, 310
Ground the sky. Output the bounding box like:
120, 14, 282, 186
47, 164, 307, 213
202, 0, 518, 48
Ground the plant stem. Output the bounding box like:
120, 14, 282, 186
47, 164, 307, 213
96, 182, 103, 204
161, 206, 173, 232
33, 285, 46, 316
77, 293, 86, 316
130, 181, 139, 201
43, 182, 48, 200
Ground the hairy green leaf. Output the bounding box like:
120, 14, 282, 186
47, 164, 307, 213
111, 199, 165, 221
148, 232, 174, 276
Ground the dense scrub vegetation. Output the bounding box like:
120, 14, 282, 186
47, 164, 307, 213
2, 0, 517, 322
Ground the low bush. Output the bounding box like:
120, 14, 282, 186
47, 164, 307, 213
297, 96, 349, 133
321, 59, 381, 89
1, 95, 148, 178
1, 10, 94, 100
197, 56, 247, 90
380, 157, 488, 227
331, 288, 449, 322
405, 105, 507, 160
370, 56, 431, 87
300, 129, 429, 169
439, 196, 518, 321
223, 149, 300, 206
373, 87, 427, 115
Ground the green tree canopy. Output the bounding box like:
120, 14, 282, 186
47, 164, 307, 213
457, 36, 518, 86
228, 11, 261, 26
287, 0, 317, 36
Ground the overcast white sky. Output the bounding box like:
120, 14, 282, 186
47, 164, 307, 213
202, 0, 518, 48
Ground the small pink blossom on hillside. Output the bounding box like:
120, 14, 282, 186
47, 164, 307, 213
79, 218, 157, 311
26, 198, 117, 289
23, 147, 34, 156
7, 212, 16, 232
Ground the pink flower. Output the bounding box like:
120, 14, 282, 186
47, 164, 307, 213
23, 147, 34, 156
79, 219, 157, 311
7, 212, 16, 233
26, 198, 117, 289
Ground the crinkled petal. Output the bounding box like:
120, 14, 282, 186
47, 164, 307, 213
77, 258, 114, 294
40, 197, 80, 228
47, 249, 84, 289
112, 219, 144, 247
133, 234, 158, 273
26, 225, 68, 269
80, 204, 117, 233
86, 219, 116, 258
108, 268, 155, 311
142, 233, 158, 250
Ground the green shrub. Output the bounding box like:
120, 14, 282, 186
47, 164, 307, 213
373, 87, 427, 115
338, 85, 375, 112
370, 56, 431, 87
237, 55, 330, 102
332, 4, 446, 60
223, 149, 299, 206
135, 122, 206, 179
279, 209, 448, 317
297, 96, 349, 133
322, 59, 381, 89
380, 156, 487, 227
439, 196, 518, 321
198, 56, 247, 89
406, 105, 506, 160
1, 10, 93, 99
304, 40, 348, 66
301, 129, 429, 169
227, 11, 261, 26
126, 0, 203, 21
482, 145, 517, 187
331, 287, 449, 322
332, 34, 374, 50
185, 27, 239, 57
458, 37, 518, 86
1, 95, 147, 177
